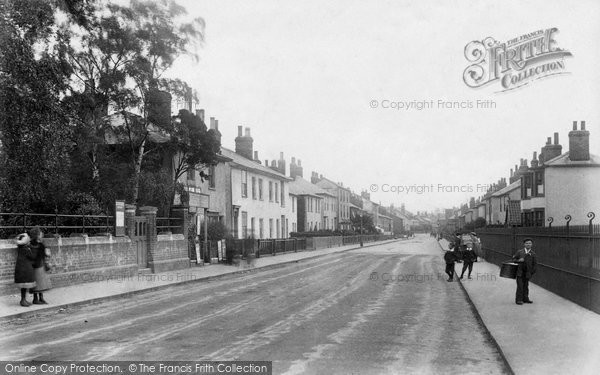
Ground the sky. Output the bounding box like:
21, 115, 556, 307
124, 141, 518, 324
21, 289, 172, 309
163, 0, 600, 213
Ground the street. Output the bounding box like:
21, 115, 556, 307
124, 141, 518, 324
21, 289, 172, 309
0, 236, 508, 374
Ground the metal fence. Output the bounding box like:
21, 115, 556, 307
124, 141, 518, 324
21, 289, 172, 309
476, 224, 600, 313
0, 212, 113, 238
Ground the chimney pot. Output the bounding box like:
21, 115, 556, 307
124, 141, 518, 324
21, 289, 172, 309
280, 152, 284, 159
291, 157, 296, 164
298, 160, 302, 166
245, 127, 251, 137
215, 119, 219, 131
546, 137, 551, 145
581, 121, 586, 130
237, 126, 242, 137
573, 121, 578, 130
210, 117, 216, 129
554, 132, 559, 145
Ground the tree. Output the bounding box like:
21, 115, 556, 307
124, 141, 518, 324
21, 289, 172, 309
0, 0, 90, 213
61, 0, 205, 206
350, 212, 377, 234
167, 109, 221, 200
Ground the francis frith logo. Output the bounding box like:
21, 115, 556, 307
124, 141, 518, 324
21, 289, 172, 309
463, 28, 572, 92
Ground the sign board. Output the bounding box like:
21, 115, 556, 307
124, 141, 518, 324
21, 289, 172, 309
114, 200, 125, 236
188, 192, 210, 210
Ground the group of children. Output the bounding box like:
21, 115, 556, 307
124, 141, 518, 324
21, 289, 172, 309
443, 232, 479, 282
14, 227, 52, 307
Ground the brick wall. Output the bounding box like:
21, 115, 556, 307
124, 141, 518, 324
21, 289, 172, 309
0, 235, 137, 296
148, 234, 190, 273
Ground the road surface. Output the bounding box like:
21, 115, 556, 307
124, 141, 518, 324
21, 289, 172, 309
0, 235, 508, 374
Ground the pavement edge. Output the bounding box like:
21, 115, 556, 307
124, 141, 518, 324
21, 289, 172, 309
437, 239, 515, 375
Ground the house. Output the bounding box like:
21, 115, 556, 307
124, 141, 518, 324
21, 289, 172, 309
288, 176, 334, 232
521, 122, 600, 226
312, 174, 352, 230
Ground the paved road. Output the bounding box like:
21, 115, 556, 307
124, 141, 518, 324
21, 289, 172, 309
0, 236, 508, 374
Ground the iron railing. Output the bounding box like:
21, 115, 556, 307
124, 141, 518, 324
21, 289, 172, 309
0, 212, 113, 238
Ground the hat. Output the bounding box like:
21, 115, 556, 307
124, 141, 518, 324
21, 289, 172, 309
16, 233, 30, 245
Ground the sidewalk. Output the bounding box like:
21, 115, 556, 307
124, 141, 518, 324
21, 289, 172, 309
0, 239, 398, 321
438, 239, 600, 375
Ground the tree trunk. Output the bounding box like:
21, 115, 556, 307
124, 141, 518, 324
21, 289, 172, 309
132, 138, 146, 204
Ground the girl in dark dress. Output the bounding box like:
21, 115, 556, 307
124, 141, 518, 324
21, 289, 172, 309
29, 227, 52, 304
14, 233, 36, 306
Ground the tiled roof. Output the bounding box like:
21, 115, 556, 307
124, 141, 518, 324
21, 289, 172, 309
491, 180, 521, 197
545, 152, 600, 167
506, 200, 522, 225
220, 147, 290, 180
288, 177, 333, 197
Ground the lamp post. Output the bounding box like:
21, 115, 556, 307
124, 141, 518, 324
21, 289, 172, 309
360, 213, 364, 247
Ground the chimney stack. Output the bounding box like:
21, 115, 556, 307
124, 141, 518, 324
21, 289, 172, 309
311, 172, 319, 184
290, 158, 303, 179
531, 151, 538, 168
196, 109, 205, 122
542, 132, 562, 162
276, 152, 286, 175
569, 120, 590, 161
235, 126, 253, 160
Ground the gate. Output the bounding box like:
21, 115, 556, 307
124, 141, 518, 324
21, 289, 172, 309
133, 216, 148, 268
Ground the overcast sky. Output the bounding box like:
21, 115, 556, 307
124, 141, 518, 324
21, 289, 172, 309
165, 0, 600, 213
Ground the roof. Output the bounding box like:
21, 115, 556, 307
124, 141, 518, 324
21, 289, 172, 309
544, 151, 600, 167
315, 177, 351, 191
220, 148, 291, 181
288, 177, 333, 197
491, 180, 521, 197
102, 111, 171, 144
506, 200, 522, 225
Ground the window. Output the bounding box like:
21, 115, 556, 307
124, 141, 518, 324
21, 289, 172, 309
187, 168, 195, 181
281, 182, 285, 207
269, 181, 273, 201
269, 219, 273, 238
292, 197, 296, 212
259, 218, 264, 239
276, 219, 280, 238
250, 217, 255, 238
275, 183, 279, 203
259, 178, 263, 200
252, 177, 256, 199
208, 165, 215, 188
241, 171, 248, 197
241, 211, 248, 238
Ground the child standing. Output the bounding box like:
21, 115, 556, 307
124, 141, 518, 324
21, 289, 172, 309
29, 227, 52, 304
14, 233, 36, 306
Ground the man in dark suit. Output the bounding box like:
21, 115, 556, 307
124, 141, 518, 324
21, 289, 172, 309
512, 238, 537, 305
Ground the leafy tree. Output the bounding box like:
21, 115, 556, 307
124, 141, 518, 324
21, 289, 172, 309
0, 0, 90, 213
350, 212, 377, 234
166, 109, 221, 200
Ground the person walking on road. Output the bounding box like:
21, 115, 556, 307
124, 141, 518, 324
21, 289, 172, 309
444, 247, 458, 282
459, 245, 477, 280
512, 238, 537, 305
14, 233, 36, 307
29, 227, 52, 304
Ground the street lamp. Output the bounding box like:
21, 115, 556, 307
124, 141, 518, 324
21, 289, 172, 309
360, 213, 364, 247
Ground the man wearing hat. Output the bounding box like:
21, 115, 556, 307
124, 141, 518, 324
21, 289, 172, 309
512, 238, 537, 305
